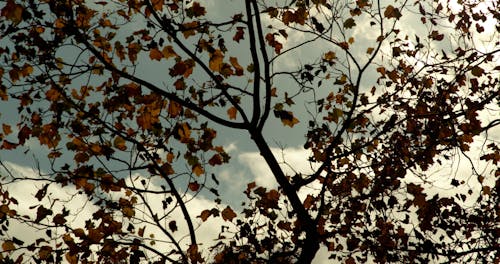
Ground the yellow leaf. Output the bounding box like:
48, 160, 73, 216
192, 164, 204, 176
209, 49, 224, 72
227, 106, 237, 120
324, 51, 336, 61
366, 47, 374, 54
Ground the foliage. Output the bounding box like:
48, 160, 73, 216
0, 0, 499, 263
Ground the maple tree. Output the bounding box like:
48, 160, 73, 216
0, 0, 499, 263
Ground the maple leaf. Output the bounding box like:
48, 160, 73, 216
149, 48, 163, 61
384, 5, 402, 19
221, 206, 236, 221
209, 49, 224, 72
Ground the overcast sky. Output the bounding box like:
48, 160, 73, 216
0, 0, 499, 263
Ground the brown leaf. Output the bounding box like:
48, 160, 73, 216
53, 213, 67, 225
208, 154, 223, 166
384, 5, 401, 19
221, 206, 236, 221
35, 206, 52, 223
1, 0, 24, 24
233, 27, 245, 42
188, 181, 200, 192
199, 209, 211, 221
303, 195, 315, 209
471, 66, 484, 77
168, 220, 178, 232
2, 241, 15, 251
229, 57, 244, 76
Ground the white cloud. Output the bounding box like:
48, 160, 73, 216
238, 145, 318, 189
0, 162, 232, 262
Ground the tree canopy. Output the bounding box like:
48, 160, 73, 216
0, 0, 499, 263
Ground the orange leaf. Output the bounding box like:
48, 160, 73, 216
2, 241, 15, 251
149, 48, 163, 61
221, 206, 236, 221
227, 106, 238, 120
2, 124, 12, 135
1, 140, 17, 150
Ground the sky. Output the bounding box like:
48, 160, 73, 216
0, 0, 499, 263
